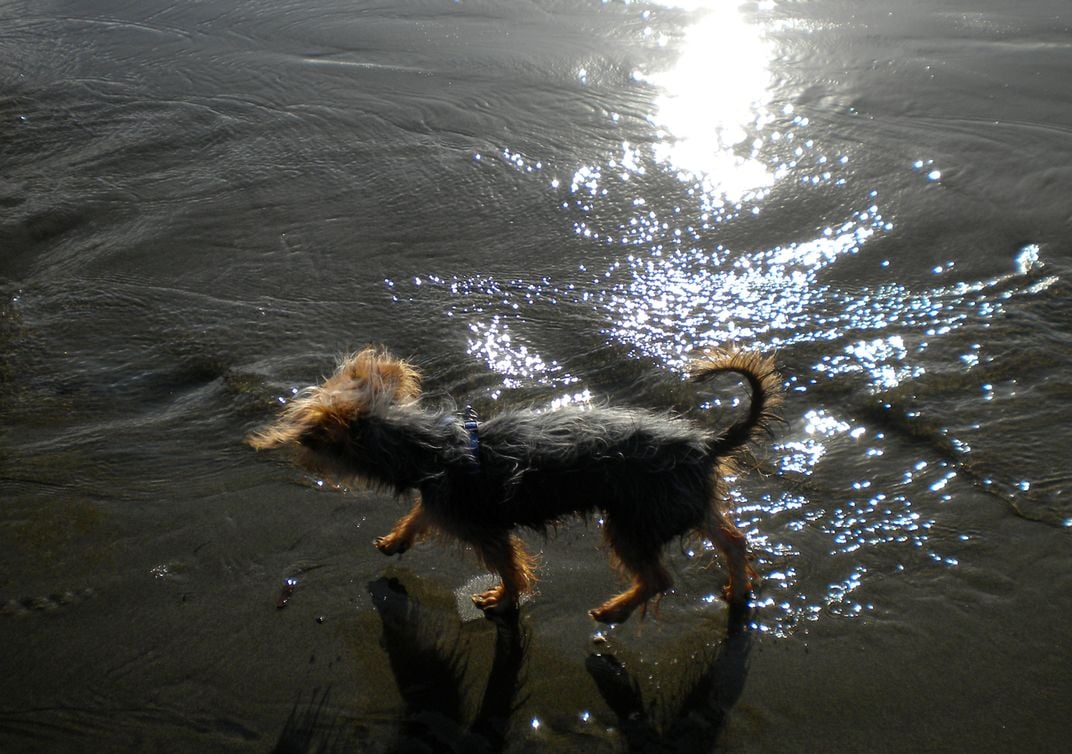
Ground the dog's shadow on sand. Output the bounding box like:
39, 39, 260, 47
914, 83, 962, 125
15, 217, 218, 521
274, 577, 752, 752
587, 602, 753, 752
369, 576, 526, 753
369, 576, 755, 753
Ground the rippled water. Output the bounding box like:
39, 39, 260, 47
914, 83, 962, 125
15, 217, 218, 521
2, 0, 1071, 751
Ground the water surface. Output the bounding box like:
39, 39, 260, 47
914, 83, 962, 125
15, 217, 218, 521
2, 0, 1070, 750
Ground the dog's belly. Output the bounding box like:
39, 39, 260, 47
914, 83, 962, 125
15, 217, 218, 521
428, 456, 716, 537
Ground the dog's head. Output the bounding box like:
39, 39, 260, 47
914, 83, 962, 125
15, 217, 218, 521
247, 346, 421, 453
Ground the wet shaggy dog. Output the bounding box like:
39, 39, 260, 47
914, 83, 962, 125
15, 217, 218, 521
248, 347, 782, 624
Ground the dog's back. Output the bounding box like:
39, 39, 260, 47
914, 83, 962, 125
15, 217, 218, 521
442, 406, 716, 530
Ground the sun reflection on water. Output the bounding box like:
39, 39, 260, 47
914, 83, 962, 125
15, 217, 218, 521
639, 3, 776, 205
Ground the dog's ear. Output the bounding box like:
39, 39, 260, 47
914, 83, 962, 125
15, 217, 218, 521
331, 347, 422, 407
379, 357, 421, 402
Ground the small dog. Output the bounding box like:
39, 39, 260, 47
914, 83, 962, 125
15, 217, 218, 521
248, 346, 781, 624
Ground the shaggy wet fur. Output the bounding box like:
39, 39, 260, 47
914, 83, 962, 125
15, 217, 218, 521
248, 346, 782, 624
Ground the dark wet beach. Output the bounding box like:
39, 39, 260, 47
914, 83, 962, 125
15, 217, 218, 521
2, 0, 1071, 750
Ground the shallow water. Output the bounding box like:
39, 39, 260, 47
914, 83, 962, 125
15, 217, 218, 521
2, 0, 1071, 750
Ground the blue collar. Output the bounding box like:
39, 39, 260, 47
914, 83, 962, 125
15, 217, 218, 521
462, 406, 481, 473
439, 407, 481, 473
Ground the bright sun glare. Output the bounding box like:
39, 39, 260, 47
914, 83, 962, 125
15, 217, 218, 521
644, 3, 774, 203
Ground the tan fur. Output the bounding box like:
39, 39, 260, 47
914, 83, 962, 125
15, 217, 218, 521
247, 347, 422, 451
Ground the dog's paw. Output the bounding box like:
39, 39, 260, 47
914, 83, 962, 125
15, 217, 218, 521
589, 602, 634, 625
472, 585, 516, 614
373, 536, 409, 556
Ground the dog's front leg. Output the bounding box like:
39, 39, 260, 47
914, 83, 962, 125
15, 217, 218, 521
374, 495, 428, 556
471, 532, 537, 615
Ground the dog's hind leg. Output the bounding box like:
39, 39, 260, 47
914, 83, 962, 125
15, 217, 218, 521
471, 532, 537, 615
375, 496, 428, 556
590, 557, 672, 624
590, 524, 672, 624
705, 518, 755, 606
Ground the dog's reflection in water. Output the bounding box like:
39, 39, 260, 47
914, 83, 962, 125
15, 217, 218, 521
275, 578, 752, 752
371, 576, 753, 752
370, 576, 525, 753
586, 604, 753, 752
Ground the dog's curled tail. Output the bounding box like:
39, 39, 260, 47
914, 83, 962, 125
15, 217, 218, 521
689, 347, 783, 457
